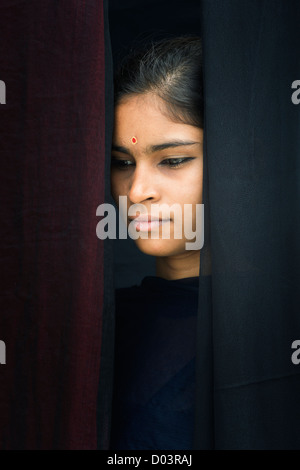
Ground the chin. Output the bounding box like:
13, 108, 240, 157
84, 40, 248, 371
134, 238, 186, 257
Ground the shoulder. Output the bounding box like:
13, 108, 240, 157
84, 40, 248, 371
114, 275, 203, 320
114, 282, 146, 320
115, 283, 142, 303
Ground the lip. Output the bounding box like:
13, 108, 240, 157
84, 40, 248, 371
128, 215, 163, 222
128, 215, 171, 232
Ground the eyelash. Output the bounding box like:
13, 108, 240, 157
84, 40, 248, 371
111, 157, 195, 169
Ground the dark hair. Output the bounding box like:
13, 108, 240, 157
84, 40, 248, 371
114, 36, 204, 128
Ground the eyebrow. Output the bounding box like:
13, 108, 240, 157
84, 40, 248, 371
111, 140, 202, 155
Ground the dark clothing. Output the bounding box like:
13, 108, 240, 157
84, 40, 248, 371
110, 275, 200, 450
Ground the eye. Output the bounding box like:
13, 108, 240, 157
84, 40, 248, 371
111, 157, 135, 169
160, 157, 195, 168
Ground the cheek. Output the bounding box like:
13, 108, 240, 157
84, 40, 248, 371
174, 163, 203, 203
186, 167, 203, 204
173, 177, 203, 206
111, 172, 126, 202
110, 173, 118, 202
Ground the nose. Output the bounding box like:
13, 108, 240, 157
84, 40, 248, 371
127, 162, 160, 204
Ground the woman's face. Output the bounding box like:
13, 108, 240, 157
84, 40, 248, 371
111, 93, 203, 257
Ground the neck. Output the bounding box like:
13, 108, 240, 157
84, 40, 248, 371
155, 250, 200, 280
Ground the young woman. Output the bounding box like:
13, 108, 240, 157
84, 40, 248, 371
109, 36, 204, 450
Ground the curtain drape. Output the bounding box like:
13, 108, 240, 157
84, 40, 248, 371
0, 0, 114, 449
195, 0, 300, 449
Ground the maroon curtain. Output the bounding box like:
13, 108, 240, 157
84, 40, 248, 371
0, 0, 111, 449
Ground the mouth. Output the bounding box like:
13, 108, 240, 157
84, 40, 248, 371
128, 215, 171, 232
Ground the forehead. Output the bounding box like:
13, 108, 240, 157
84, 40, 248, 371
113, 93, 202, 150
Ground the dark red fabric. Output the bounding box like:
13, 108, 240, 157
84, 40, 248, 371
0, 1, 106, 449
